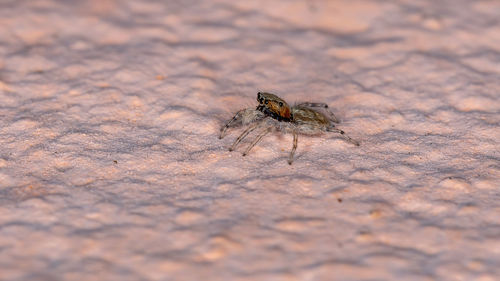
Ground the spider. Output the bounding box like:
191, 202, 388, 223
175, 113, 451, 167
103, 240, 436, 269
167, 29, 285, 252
219, 92, 360, 164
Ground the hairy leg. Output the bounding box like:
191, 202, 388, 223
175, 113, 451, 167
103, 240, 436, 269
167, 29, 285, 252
288, 130, 298, 165
327, 127, 360, 146
242, 127, 272, 156
297, 102, 340, 123
219, 109, 245, 139
229, 121, 264, 151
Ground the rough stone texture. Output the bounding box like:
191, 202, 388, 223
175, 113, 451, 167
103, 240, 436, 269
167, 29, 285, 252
0, 0, 499, 280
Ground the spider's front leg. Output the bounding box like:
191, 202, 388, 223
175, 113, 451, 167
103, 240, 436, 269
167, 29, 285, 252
242, 126, 272, 156
220, 109, 265, 139
297, 102, 340, 123
229, 120, 266, 151
219, 109, 246, 139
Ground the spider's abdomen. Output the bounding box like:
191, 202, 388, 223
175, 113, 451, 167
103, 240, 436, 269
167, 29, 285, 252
292, 106, 330, 127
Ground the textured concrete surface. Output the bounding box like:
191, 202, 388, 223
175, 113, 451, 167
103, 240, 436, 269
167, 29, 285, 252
0, 0, 499, 280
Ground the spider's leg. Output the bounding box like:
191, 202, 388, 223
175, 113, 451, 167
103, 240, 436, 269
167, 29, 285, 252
242, 127, 272, 156
229, 121, 263, 151
327, 126, 360, 146
219, 109, 245, 139
297, 102, 340, 123
288, 130, 298, 165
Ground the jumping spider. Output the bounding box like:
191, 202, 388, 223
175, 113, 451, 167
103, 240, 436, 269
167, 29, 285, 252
219, 92, 359, 164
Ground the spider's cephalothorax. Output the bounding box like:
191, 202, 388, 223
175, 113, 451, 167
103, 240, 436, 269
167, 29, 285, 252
256, 92, 292, 122
219, 92, 359, 164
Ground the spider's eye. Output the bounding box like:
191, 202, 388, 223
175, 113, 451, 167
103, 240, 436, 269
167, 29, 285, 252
279, 102, 283, 107
265, 100, 268, 104
259, 98, 264, 104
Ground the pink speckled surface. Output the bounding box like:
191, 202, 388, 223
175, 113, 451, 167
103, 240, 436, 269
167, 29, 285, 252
0, 1, 499, 280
